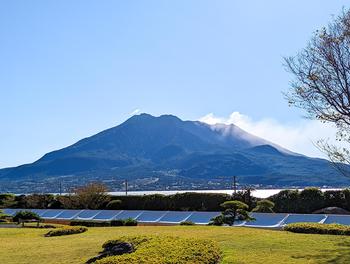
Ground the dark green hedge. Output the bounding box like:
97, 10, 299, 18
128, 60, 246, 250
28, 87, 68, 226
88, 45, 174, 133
71, 220, 111, 227
5, 188, 350, 214
114, 192, 231, 211
71, 219, 137, 227
270, 188, 350, 213
284, 223, 350, 235
45, 226, 88, 237
180, 221, 195, 226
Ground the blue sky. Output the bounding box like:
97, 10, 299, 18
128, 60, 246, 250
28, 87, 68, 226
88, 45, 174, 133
0, 1, 348, 168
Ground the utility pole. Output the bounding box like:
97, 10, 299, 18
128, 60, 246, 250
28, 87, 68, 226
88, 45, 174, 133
125, 179, 128, 196
59, 181, 62, 196
233, 176, 237, 195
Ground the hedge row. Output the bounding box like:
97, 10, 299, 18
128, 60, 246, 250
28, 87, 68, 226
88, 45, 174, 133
70, 218, 137, 227
45, 226, 88, 237
5, 188, 350, 214
71, 221, 110, 227
284, 223, 350, 236
270, 188, 350, 213
8, 192, 232, 211
92, 235, 221, 264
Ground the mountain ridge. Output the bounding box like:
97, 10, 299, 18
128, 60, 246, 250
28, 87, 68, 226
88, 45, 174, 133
0, 113, 348, 193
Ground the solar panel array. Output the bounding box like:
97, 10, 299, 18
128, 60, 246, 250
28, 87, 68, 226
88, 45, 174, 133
3, 209, 350, 227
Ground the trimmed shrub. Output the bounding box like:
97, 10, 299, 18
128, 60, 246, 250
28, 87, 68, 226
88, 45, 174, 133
209, 215, 225, 226
13, 211, 40, 223
37, 224, 60, 229
45, 226, 88, 237
252, 199, 275, 213
180, 220, 195, 226
110, 218, 137, 226
110, 220, 124, 227
71, 220, 111, 227
123, 218, 137, 226
91, 235, 221, 264
0, 213, 11, 219
284, 223, 350, 236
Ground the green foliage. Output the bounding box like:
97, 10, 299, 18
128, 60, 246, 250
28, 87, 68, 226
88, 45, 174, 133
123, 218, 138, 226
15, 194, 57, 209
114, 193, 231, 211
2, 225, 350, 264
252, 199, 275, 213
6, 192, 231, 211
209, 200, 253, 226
70, 219, 137, 227
0, 193, 16, 208
269, 188, 350, 213
106, 200, 122, 210
209, 215, 225, 226
102, 236, 149, 250
221, 200, 249, 210
13, 211, 40, 223
0, 213, 10, 219
7, 188, 350, 214
110, 220, 124, 226
93, 235, 221, 264
45, 226, 88, 237
180, 221, 195, 226
0, 209, 11, 220
110, 218, 137, 226
269, 190, 300, 213
71, 221, 111, 227
284, 223, 350, 236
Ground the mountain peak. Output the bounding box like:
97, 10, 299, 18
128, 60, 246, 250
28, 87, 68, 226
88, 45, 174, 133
0, 113, 344, 193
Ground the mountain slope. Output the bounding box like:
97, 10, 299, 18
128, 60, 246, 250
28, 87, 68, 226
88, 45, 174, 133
0, 113, 348, 192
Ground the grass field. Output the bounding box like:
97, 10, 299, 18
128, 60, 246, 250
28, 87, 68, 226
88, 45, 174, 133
0, 226, 349, 264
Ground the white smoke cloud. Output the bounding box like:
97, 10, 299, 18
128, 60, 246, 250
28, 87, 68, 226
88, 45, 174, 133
129, 109, 141, 116
199, 112, 339, 158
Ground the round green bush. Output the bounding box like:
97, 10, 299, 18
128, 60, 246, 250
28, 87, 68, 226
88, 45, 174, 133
92, 235, 221, 264
45, 226, 88, 237
284, 222, 350, 236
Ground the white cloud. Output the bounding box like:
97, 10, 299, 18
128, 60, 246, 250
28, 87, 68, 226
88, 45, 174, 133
199, 112, 339, 158
129, 109, 141, 116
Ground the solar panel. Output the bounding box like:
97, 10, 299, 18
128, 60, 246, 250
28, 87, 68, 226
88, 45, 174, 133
185, 211, 221, 224
136, 211, 168, 222
283, 214, 326, 225
245, 213, 287, 227
158, 211, 193, 223
93, 210, 122, 221
76, 210, 101, 220
2, 208, 20, 216
55, 210, 83, 220
115, 210, 144, 220
30, 209, 49, 217
41, 209, 64, 219
323, 215, 350, 225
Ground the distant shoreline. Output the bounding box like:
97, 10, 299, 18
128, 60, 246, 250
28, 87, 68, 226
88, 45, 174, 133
107, 188, 343, 199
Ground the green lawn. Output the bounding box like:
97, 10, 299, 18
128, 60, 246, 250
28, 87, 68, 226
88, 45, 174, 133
0, 226, 349, 264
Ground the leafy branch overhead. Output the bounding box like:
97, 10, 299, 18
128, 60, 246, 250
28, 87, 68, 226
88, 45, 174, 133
285, 9, 350, 175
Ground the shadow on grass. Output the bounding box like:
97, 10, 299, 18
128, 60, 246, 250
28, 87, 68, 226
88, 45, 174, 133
292, 240, 350, 264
